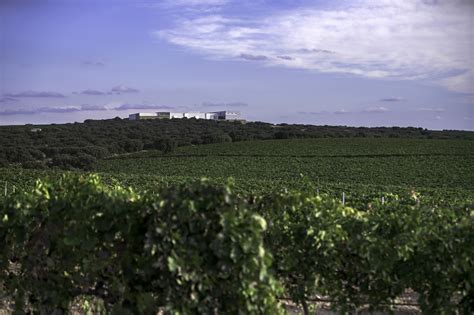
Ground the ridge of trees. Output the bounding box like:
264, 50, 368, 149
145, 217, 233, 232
0, 117, 472, 170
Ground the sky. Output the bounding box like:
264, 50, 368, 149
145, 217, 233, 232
0, 0, 473, 130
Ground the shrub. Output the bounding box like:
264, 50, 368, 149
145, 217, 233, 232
145, 138, 177, 154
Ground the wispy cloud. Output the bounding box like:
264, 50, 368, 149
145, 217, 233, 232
298, 48, 335, 54
277, 55, 294, 61
0, 97, 18, 103
82, 60, 105, 67
80, 105, 108, 111
4, 91, 66, 98
332, 106, 390, 114
0, 104, 109, 115
417, 107, 445, 112
298, 110, 328, 115
155, 0, 473, 93
80, 89, 106, 96
162, 0, 229, 6
157, 0, 229, 10
148, 0, 230, 13
202, 101, 248, 107
364, 106, 390, 113
380, 97, 404, 102
74, 86, 140, 95
114, 104, 174, 111
0, 106, 79, 115
334, 109, 351, 115
240, 53, 268, 61
0, 109, 37, 116
38, 106, 81, 113
110, 85, 140, 94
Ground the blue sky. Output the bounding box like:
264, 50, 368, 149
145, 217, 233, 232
0, 0, 473, 130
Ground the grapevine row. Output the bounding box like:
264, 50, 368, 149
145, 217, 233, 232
1, 174, 472, 313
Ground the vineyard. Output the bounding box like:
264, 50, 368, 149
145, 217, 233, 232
120, 138, 473, 157
0, 137, 473, 313
99, 138, 474, 189
0, 174, 473, 314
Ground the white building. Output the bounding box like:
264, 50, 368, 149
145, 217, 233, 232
129, 111, 241, 121
128, 113, 159, 120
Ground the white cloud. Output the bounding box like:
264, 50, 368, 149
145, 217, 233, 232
240, 53, 268, 61
80, 89, 106, 96
5, 91, 66, 98
152, 0, 230, 12
332, 106, 390, 114
202, 101, 248, 107
165, 0, 229, 6
80, 105, 108, 111
417, 107, 445, 112
298, 110, 328, 115
82, 60, 105, 67
155, 0, 473, 93
439, 71, 473, 94
115, 104, 174, 110
380, 97, 404, 102
0, 104, 111, 115
334, 108, 351, 114
110, 85, 140, 93
364, 106, 390, 113
0, 97, 18, 103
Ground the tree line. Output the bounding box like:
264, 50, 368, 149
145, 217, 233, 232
0, 117, 472, 170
